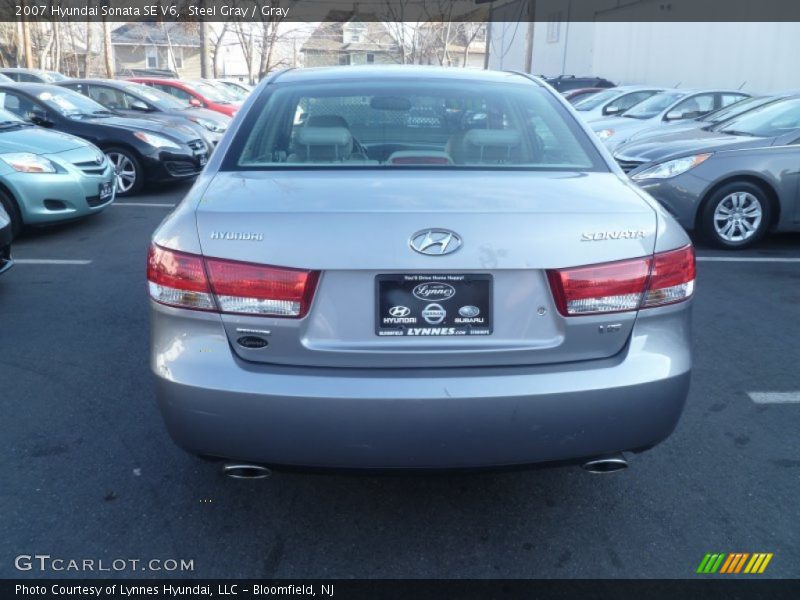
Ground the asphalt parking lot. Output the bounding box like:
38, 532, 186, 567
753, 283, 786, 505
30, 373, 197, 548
1, 184, 799, 579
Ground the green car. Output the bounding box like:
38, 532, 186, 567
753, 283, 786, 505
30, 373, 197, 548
0, 108, 115, 237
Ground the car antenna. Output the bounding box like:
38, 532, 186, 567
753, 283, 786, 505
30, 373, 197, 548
674, 81, 682, 88
738, 81, 747, 90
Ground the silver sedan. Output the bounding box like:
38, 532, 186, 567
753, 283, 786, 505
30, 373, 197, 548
147, 66, 694, 475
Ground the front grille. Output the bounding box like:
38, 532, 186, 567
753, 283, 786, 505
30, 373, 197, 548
615, 157, 645, 174
73, 158, 107, 175
86, 195, 108, 207
165, 160, 201, 177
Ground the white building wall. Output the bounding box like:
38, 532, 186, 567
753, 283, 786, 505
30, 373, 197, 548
488, 3, 800, 94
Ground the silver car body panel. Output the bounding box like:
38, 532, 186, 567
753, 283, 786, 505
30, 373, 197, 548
150, 66, 694, 469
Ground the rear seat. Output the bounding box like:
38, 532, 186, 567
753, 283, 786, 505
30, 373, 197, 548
453, 129, 523, 164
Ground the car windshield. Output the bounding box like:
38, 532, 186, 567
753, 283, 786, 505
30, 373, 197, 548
715, 97, 800, 137
623, 92, 685, 119
37, 89, 111, 118
230, 79, 603, 171
189, 81, 233, 103
700, 96, 777, 125
122, 83, 187, 110
46, 71, 69, 82
573, 89, 620, 111
0, 107, 29, 129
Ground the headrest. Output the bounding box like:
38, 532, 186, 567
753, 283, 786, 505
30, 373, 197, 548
463, 129, 522, 148
306, 114, 350, 128
294, 126, 353, 161
296, 127, 352, 147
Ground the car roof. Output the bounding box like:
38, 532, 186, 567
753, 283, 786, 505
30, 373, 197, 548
58, 79, 132, 87
273, 65, 540, 86
0, 67, 45, 74
0, 82, 64, 94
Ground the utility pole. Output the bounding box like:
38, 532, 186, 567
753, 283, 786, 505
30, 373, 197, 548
21, 15, 33, 68
200, 21, 211, 78
524, 1, 536, 73
483, 1, 493, 70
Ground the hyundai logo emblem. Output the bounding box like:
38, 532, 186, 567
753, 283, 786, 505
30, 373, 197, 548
409, 229, 462, 256
388, 305, 411, 317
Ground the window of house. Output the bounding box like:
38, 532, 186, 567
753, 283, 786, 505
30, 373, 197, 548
171, 47, 184, 70
344, 22, 367, 44
339, 53, 351, 66
145, 46, 159, 69
366, 53, 375, 64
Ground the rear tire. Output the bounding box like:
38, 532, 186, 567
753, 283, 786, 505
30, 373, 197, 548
0, 189, 23, 239
105, 147, 144, 197
700, 181, 771, 249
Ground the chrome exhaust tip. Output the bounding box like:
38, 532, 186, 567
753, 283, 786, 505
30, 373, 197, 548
582, 454, 628, 474
222, 463, 272, 480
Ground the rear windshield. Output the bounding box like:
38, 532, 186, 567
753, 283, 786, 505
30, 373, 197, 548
573, 89, 619, 111
225, 79, 604, 171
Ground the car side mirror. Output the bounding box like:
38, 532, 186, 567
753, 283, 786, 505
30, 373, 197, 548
27, 108, 52, 126
604, 105, 623, 116
665, 110, 687, 121
189, 98, 202, 107
129, 100, 150, 112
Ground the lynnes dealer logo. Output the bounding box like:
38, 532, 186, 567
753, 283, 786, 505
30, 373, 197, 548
696, 552, 773, 574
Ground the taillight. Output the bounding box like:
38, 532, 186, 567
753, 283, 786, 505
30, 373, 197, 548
147, 245, 215, 311
147, 244, 319, 318
547, 244, 695, 316
205, 258, 319, 317
641, 245, 696, 308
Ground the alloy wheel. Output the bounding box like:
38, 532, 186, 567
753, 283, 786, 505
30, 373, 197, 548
713, 192, 762, 243
107, 152, 137, 194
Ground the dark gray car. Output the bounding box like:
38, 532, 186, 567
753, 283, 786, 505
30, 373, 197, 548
148, 66, 695, 474
620, 95, 800, 248
58, 79, 230, 148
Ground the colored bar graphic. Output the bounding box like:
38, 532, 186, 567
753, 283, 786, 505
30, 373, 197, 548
699, 552, 773, 575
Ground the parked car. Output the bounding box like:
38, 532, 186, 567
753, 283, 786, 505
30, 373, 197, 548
617, 94, 792, 144
0, 107, 115, 237
0, 68, 70, 83
562, 87, 604, 104
128, 78, 241, 117
621, 95, 800, 248
58, 79, 230, 148
0, 83, 209, 196
573, 85, 665, 121
591, 89, 751, 151
215, 80, 253, 97
0, 73, 13, 83
544, 75, 615, 92
148, 66, 694, 474
201, 79, 249, 102
0, 201, 12, 274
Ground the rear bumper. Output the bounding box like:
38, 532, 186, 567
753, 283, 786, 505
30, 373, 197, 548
151, 302, 692, 470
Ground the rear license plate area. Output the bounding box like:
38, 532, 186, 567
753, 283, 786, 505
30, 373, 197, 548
376, 274, 492, 337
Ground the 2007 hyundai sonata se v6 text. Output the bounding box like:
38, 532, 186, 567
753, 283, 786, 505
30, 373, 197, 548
148, 66, 695, 474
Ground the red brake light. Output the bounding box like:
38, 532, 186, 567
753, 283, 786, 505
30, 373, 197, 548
147, 245, 215, 311
547, 244, 695, 316
206, 258, 319, 317
642, 245, 695, 308
147, 244, 319, 318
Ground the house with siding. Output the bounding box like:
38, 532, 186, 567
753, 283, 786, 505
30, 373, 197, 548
111, 22, 203, 79
301, 12, 401, 67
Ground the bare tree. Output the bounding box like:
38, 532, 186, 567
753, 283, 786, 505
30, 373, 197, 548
210, 22, 230, 78
83, 23, 92, 77
102, 18, 113, 77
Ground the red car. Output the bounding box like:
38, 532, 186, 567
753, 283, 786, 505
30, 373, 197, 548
127, 78, 241, 117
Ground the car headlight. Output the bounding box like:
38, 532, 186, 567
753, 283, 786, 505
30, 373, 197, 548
597, 128, 615, 140
133, 131, 182, 149
631, 153, 712, 181
191, 117, 226, 133
0, 152, 58, 173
